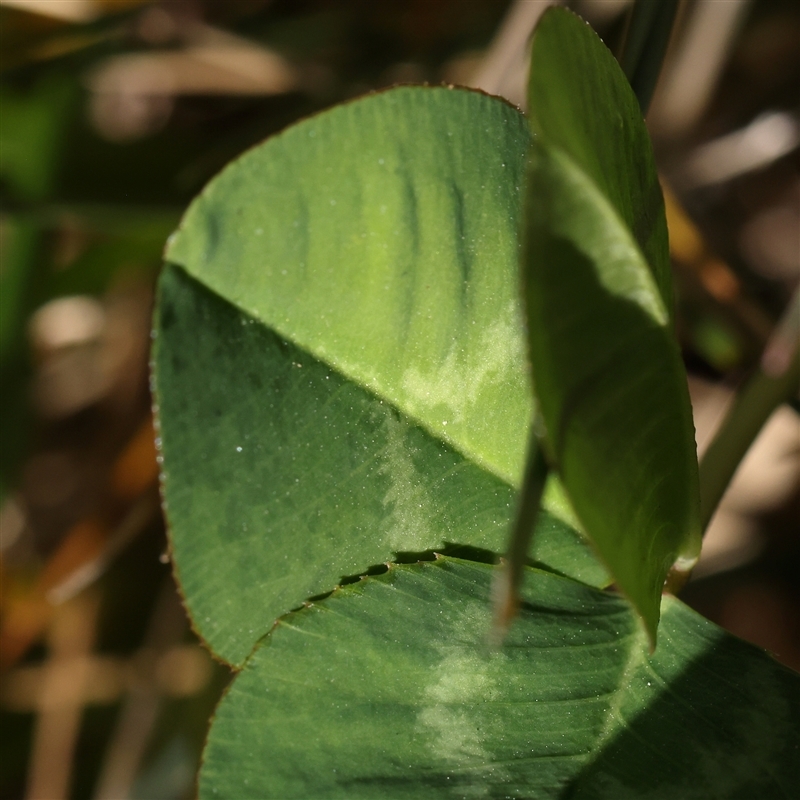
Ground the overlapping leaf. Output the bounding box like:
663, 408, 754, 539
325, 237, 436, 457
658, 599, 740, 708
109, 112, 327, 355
154, 87, 608, 666
522, 9, 701, 643
201, 557, 800, 798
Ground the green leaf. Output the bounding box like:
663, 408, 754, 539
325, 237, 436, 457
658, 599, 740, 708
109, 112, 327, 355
155, 264, 606, 666
164, 87, 532, 484
522, 8, 701, 643
200, 557, 800, 798
0, 75, 75, 202
527, 8, 672, 309
154, 87, 609, 666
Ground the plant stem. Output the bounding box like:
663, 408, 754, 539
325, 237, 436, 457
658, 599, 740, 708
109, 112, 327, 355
492, 425, 549, 643
699, 289, 800, 531
619, 0, 680, 115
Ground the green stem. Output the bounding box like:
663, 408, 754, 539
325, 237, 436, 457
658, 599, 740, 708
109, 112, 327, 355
699, 304, 800, 530
492, 424, 549, 642
619, 0, 679, 115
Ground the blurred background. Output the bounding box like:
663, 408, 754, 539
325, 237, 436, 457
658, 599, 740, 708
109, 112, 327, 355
0, 0, 798, 797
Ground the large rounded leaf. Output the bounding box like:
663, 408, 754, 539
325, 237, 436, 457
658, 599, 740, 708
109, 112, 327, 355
153, 87, 608, 666
522, 9, 701, 643
201, 558, 800, 798
164, 86, 531, 482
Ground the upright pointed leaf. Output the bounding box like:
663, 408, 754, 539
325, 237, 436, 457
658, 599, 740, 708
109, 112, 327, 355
527, 9, 672, 308
154, 87, 608, 666
522, 9, 701, 642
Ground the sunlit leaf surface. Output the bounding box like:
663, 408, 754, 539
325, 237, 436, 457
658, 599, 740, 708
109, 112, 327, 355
154, 87, 608, 666
201, 558, 800, 799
